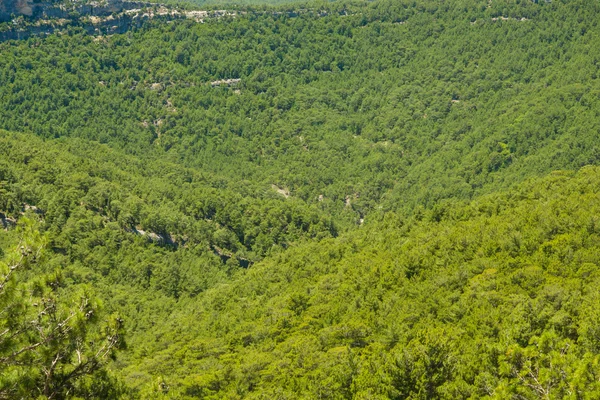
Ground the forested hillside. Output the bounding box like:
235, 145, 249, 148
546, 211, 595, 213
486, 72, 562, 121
3, 0, 600, 216
124, 167, 600, 399
1, 0, 600, 398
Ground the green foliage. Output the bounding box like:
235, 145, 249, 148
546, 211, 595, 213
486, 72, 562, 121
1, 0, 599, 218
0, 218, 126, 398
124, 167, 600, 398
1, 0, 600, 397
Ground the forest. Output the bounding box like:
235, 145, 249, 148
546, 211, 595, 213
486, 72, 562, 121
1, 0, 600, 398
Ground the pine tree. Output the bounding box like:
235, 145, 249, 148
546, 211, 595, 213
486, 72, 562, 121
0, 218, 125, 399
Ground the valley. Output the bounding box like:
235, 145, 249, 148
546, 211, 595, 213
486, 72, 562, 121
1, 0, 600, 398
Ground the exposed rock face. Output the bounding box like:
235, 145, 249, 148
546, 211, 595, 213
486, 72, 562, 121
0, 0, 150, 23
0, 213, 16, 230
0, 14, 146, 41
210, 78, 241, 87
0, 0, 184, 42
0, 1, 245, 42
0, 0, 36, 20
15, 0, 32, 16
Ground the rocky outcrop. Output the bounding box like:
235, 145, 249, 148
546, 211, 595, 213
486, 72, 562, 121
0, 0, 34, 19
0, 3, 332, 43
0, 1, 241, 42
0, 5, 184, 42
0, 0, 150, 23
0, 212, 16, 230
128, 226, 186, 247
210, 78, 241, 87
211, 245, 251, 268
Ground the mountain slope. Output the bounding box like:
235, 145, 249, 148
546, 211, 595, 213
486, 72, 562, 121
2, 0, 600, 398
126, 166, 600, 398
0, 0, 599, 218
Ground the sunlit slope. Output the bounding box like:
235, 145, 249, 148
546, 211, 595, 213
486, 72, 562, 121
1, 0, 599, 219
2, 0, 600, 397
128, 167, 600, 398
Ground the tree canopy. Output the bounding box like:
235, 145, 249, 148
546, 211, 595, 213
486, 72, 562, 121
1, 0, 600, 397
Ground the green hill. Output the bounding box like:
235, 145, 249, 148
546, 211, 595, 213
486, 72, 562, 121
4, 134, 600, 397
2, 0, 600, 398
2, 0, 599, 217
126, 166, 600, 398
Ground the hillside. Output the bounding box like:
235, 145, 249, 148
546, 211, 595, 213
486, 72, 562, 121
1, 0, 599, 217
4, 136, 600, 397
1, 0, 600, 398
126, 166, 600, 398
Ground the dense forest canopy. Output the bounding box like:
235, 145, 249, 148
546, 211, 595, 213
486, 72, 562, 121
1, 0, 600, 398
126, 166, 600, 398
2, 0, 600, 216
